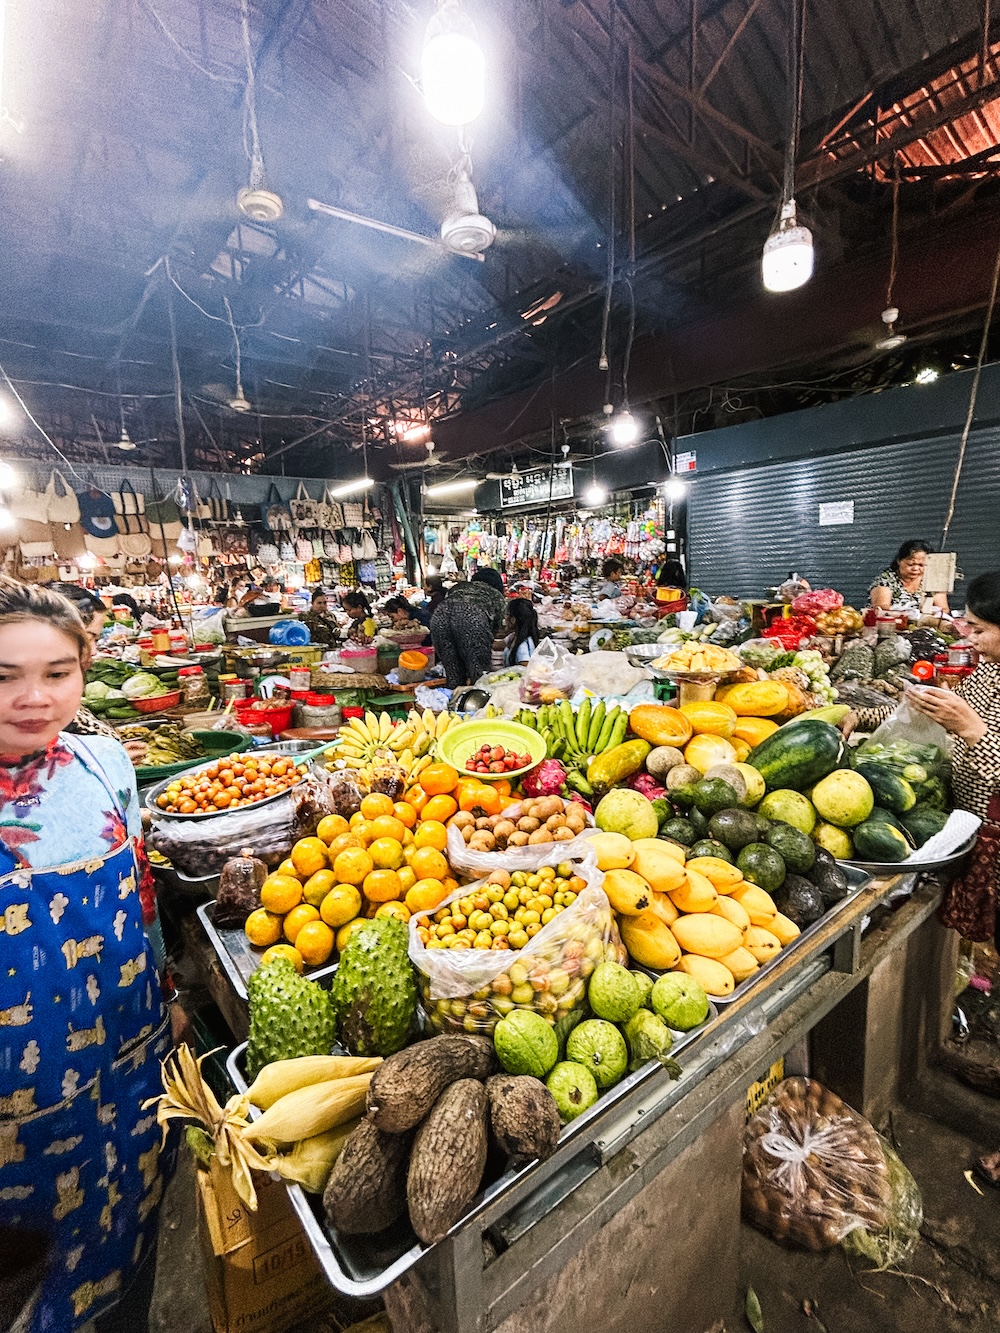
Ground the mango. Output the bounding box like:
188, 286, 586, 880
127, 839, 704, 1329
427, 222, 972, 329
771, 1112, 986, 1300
732, 718, 781, 748
668, 868, 719, 914
685, 856, 744, 893
671, 913, 743, 959
602, 868, 654, 916
730, 883, 777, 927
647, 891, 679, 927
629, 839, 687, 894
586, 831, 636, 871
619, 912, 682, 970
711, 896, 751, 936
655, 838, 688, 864
717, 946, 759, 982
770, 913, 802, 946
674, 954, 735, 996
744, 926, 782, 964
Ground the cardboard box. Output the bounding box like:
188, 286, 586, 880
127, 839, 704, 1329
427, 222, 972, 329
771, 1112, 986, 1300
197, 1160, 333, 1333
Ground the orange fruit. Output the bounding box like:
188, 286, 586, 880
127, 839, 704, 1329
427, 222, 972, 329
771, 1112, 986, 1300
414, 820, 448, 852
492, 779, 512, 798
360, 792, 395, 820
320, 884, 362, 928
291, 837, 329, 879
294, 919, 335, 967
405, 878, 448, 914
406, 785, 429, 813
369, 814, 406, 843
410, 846, 449, 882
397, 865, 417, 892
352, 820, 374, 847
454, 778, 485, 806
368, 837, 404, 871
283, 903, 321, 943
316, 813, 350, 844
363, 868, 403, 903
375, 901, 410, 923
393, 801, 417, 829
302, 868, 337, 907
333, 846, 374, 886
336, 918, 362, 952
458, 783, 501, 816
327, 832, 364, 860
244, 908, 283, 948
259, 873, 304, 915
277, 858, 300, 879
420, 762, 459, 796
402, 844, 416, 865
441, 877, 459, 897
349, 811, 367, 828
421, 794, 458, 823
259, 943, 303, 973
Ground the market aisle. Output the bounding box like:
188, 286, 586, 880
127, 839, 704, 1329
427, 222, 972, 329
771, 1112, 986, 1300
736, 1104, 1000, 1332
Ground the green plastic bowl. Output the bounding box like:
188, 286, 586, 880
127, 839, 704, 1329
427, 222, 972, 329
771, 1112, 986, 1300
436, 719, 545, 780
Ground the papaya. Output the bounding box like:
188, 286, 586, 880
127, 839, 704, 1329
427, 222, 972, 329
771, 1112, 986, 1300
619, 912, 682, 970
717, 946, 759, 982
720, 680, 790, 717
668, 869, 719, 914
674, 954, 735, 996
712, 895, 751, 935
679, 700, 738, 738
671, 913, 744, 959
628, 704, 694, 748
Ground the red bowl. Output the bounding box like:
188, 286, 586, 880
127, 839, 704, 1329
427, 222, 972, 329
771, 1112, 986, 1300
133, 689, 182, 713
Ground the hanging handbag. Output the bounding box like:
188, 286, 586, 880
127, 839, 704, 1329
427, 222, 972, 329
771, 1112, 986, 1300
261, 482, 292, 532
52, 522, 82, 561
146, 492, 183, 542
337, 537, 353, 564
116, 480, 152, 557
198, 530, 214, 558
43, 470, 80, 524
319, 488, 344, 529
311, 534, 325, 558
19, 530, 55, 559
323, 531, 339, 559
304, 557, 322, 584
7, 476, 49, 523
256, 541, 279, 567
360, 528, 378, 560
222, 526, 249, 557
206, 477, 230, 524
279, 536, 297, 563
295, 535, 313, 562
289, 481, 319, 526
76, 485, 119, 540
84, 532, 120, 558
342, 501, 364, 527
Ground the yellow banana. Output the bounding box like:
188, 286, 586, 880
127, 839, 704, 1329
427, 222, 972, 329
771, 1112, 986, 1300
348, 717, 370, 742
413, 733, 431, 758
422, 709, 436, 731
335, 743, 366, 759
337, 755, 366, 769
398, 748, 414, 772
412, 754, 433, 779
364, 711, 380, 737
388, 728, 413, 752
379, 712, 393, 742
435, 712, 451, 738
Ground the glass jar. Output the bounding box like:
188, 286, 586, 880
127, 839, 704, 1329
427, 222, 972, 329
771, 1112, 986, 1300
220, 677, 251, 704
178, 665, 210, 707
169, 629, 188, 654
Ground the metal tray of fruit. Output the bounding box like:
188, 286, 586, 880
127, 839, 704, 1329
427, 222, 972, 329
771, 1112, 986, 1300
224, 999, 719, 1299
145, 752, 308, 820
703, 864, 872, 1006
196, 900, 335, 1001
844, 834, 977, 876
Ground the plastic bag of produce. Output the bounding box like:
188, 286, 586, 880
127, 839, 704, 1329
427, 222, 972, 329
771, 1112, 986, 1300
742, 1077, 897, 1253
408, 847, 625, 1035
791, 588, 843, 615
851, 697, 952, 779
147, 799, 299, 875
519, 637, 578, 704
445, 795, 595, 877
840, 1142, 923, 1270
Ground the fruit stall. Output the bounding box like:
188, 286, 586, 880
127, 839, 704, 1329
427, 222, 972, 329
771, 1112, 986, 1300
151, 602, 975, 1333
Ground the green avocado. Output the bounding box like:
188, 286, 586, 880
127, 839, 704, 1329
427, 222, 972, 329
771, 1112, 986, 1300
707, 807, 760, 853
736, 842, 787, 894
764, 822, 817, 874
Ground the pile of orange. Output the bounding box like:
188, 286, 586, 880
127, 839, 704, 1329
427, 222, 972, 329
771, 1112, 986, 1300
243, 790, 461, 972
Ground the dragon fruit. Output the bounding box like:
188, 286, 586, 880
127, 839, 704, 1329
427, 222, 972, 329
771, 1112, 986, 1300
521, 758, 568, 797
566, 791, 593, 813
628, 772, 667, 801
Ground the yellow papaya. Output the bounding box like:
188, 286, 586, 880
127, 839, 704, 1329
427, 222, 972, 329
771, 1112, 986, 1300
722, 681, 790, 717
678, 701, 738, 738
732, 717, 781, 748
628, 703, 694, 747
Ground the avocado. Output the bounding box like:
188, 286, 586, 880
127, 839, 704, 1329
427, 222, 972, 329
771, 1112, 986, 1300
691, 778, 742, 816
765, 821, 817, 874
773, 873, 825, 927
736, 842, 787, 894
669, 783, 700, 808
752, 814, 773, 839
688, 805, 710, 837
806, 849, 851, 905
708, 807, 761, 853
661, 818, 697, 847
688, 838, 734, 863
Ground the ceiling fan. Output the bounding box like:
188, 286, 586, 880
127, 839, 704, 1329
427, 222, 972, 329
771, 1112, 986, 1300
308, 165, 495, 262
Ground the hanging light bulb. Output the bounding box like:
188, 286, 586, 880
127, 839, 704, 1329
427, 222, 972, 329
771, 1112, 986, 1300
583, 482, 608, 507
421, 0, 486, 126
609, 410, 640, 447
877, 306, 906, 351
665, 478, 688, 501
762, 200, 813, 292
0, 460, 16, 488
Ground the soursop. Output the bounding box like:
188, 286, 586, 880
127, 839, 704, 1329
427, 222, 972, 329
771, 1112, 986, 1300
246, 957, 336, 1080
328, 915, 417, 1056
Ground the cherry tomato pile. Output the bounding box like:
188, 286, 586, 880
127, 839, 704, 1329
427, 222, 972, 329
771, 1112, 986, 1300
466, 743, 533, 775
155, 753, 307, 815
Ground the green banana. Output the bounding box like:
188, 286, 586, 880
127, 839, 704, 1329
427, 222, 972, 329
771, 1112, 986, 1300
594, 708, 618, 753
565, 769, 594, 797
586, 701, 606, 752
558, 700, 576, 740
575, 699, 591, 750
606, 711, 629, 751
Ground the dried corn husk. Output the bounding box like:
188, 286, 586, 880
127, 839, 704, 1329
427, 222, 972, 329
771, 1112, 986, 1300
247, 1055, 381, 1110
242, 1073, 373, 1145
145, 1044, 272, 1210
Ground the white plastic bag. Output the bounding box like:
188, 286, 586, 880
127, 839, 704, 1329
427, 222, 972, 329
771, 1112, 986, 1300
445, 800, 595, 877
519, 637, 578, 704
853, 696, 952, 778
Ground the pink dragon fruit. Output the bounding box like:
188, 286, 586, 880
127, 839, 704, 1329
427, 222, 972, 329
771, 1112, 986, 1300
566, 791, 593, 813
628, 772, 667, 800
521, 758, 568, 797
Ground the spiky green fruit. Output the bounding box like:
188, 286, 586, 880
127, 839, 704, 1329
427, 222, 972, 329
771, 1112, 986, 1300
246, 957, 336, 1080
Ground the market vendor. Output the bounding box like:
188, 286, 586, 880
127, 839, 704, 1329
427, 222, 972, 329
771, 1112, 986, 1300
430, 568, 507, 689
596, 557, 625, 599
237, 577, 283, 618
869, 539, 950, 613
342, 589, 377, 641
301, 589, 342, 645
0, 578, 171, 1332
655, 557, 689, 614
383, 595, 431, 631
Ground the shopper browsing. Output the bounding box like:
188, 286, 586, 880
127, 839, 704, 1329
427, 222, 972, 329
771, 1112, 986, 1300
504, 597, 540, 666
596, 558, 624, 599
430, 568, 507, 689
0, 578, 171, 1332
869, 540, 950, 613
383, 596, 431, 631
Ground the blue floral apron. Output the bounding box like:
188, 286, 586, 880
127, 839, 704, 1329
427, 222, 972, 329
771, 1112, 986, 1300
0, 736, 170, 1331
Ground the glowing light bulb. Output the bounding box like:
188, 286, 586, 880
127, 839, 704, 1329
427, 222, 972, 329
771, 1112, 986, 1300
421, 0, 485, 126
609, 410, 640, 447
665, 478, 688, 501
762, 200, 814, 293
583, 483, 608, 507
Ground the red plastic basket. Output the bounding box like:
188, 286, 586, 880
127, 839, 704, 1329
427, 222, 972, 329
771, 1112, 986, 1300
233, 700, 295, 738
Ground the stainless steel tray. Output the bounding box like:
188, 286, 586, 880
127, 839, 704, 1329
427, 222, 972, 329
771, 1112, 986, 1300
196, 900, 336, 1000
224, 1001, 718, 1299
845, 834, 977, 875
145, 751, 308, 820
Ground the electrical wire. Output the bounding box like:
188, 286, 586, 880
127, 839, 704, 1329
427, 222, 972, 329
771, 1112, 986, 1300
137, 0, 242, 85
940, 228, 1000, 544
0, 360, 85, 479
223, 297, 247, 404
240, 0, 266, 186
598, 0, 617, 378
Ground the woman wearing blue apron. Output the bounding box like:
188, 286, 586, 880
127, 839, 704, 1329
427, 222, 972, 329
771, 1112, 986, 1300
0, 580, 171, 1332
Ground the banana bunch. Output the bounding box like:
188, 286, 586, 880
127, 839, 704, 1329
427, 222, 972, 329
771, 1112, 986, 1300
513, 699, 629, 796
332, 709, 461, 788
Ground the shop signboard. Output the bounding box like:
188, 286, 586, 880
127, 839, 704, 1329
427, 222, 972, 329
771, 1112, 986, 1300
499, 466, 574, 508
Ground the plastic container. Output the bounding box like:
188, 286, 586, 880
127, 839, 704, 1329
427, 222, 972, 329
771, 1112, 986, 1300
232, 699, 295, 738
178, 664, 210, 707
934, 664, 974, 691
221, 678, 251, 703
289, 664, 312, 692
151, 628, 170, 653
338, 645, 378, 670
168, 629, 188, 654
341, 705, 365, 721
134, 689, 182, 713
297, 692, 341, 729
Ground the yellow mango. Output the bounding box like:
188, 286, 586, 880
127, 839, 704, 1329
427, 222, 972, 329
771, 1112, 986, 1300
647, 891, 680, 927
684, 856, 744, 893
717, 946, 759, 982
744, 926, 782, 964
629, 839, 687, 894
655, 840, 688, 864
585, 831, 636, 871
602, 868, 654, 916
668, 868, 719, 914
770, 913, 802, 946
730, 883, 777, 927
675, 954, 735, 996
671, 913, 743, 959
619, 912, 682, 970
712, 896, 750, 936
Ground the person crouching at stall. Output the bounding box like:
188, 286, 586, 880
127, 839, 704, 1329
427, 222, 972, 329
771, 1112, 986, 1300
0, 578, 171, 1332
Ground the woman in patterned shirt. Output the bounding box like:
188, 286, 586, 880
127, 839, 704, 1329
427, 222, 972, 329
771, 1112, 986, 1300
868, 539, 950, 613
907, 571, 1000, 1183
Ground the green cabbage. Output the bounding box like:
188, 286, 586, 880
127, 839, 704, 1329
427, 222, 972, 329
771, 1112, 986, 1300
121, 672, 161, 699
84, 681, 110, 700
